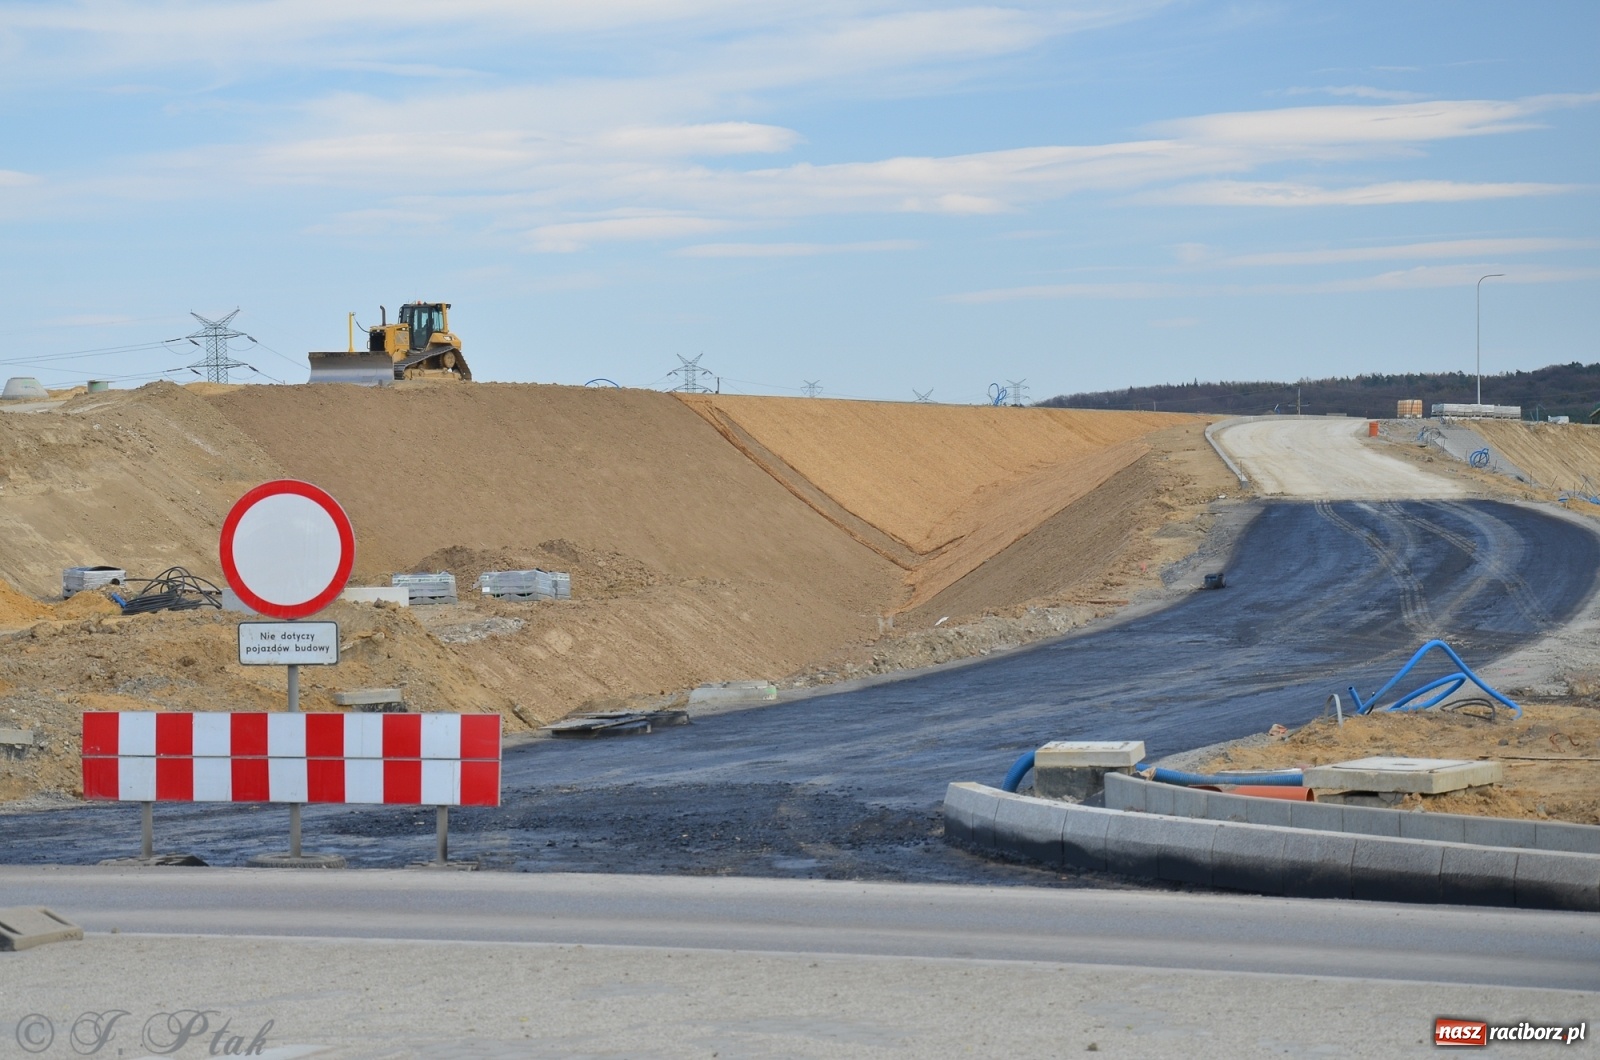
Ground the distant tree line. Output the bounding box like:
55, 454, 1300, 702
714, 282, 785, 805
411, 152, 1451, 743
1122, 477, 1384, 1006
1037, 362, 1600, 421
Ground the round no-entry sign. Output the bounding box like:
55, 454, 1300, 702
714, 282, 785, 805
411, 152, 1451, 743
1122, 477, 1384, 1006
220, 480, 355, 619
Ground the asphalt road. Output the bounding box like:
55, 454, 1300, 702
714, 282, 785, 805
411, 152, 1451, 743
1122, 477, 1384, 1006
4, 868, 1596, 990
3, 499, 1596, 884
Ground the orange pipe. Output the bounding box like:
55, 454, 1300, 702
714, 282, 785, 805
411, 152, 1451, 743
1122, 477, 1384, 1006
1229, 785, 1315, 801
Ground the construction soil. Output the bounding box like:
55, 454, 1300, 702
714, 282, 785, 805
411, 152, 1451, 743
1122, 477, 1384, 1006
1, 381, 1232, 801
1198, 702, 1600, 824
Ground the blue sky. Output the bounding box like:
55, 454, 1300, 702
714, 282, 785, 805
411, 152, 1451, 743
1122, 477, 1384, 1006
2, 1, 1595, 404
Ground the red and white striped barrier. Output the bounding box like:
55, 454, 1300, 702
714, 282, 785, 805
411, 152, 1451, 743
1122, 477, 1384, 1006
82, 712, 501, 806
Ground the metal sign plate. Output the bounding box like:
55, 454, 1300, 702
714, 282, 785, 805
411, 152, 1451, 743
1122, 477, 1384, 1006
238, 622, 340, 666
220, 480, 355, 620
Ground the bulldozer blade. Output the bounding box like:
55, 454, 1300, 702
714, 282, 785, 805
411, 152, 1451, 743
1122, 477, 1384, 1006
307, 351, 396, 386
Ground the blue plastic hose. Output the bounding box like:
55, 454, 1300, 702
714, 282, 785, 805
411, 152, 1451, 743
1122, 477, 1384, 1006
1144, 766, 1303, 787
1348, 639, 1520, 718
1000, 749, 1035, 792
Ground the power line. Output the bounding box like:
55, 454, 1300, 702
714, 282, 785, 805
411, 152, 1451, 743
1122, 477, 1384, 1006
666, 354, 713, 393
802, 380, 822, 398
1005, 378, 1029, 407
184, 310, 250, 384
913, 388, 933, 403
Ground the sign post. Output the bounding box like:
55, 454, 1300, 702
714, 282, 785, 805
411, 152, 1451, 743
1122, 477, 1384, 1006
220, 480, 354, 866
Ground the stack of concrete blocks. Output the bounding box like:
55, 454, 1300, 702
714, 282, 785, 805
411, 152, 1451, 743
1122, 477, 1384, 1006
62, 566, 125, 598
392, 572, 458, 605
478, 569, 571, 601
1032, 740, 1144, 800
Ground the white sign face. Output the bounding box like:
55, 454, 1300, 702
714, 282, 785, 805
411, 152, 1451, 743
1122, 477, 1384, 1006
220, 480, 355, 620
238, 622, 340, 666
231, 493, 344, 607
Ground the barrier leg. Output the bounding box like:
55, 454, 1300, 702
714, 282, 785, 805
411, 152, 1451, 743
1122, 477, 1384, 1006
141, 801, 153, 859
436, 806, 449, 865
290, 804, 302, 858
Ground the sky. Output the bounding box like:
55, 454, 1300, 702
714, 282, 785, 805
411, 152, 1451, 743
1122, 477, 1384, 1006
1, 0, 1596, 405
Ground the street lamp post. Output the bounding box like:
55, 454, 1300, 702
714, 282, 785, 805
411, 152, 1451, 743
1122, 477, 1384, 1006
1476, 273, 1504, 406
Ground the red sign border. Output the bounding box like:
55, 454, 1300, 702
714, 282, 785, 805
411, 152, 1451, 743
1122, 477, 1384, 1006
220, 479, 355, 620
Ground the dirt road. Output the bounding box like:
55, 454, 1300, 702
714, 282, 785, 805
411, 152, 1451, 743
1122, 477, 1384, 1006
6, 499, 1594, 880
1215, 417, 1464, 498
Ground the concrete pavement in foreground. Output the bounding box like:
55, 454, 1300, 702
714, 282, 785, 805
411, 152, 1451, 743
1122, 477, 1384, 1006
1, 868, 1595, 1057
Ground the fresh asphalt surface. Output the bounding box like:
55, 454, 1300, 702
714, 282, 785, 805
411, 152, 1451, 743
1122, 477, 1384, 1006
3, 499, 1597, 885
3, 869, 1596, 990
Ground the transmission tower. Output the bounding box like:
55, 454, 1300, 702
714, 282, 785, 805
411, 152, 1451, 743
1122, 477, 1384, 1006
183, 310, 250, 383
668, 354, 713, 393
802, 380, 822, 398
913, 389, 933, 403
1005, 378, 1029, 407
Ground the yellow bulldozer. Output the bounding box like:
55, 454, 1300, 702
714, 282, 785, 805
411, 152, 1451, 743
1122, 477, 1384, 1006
307, 302, 473, 384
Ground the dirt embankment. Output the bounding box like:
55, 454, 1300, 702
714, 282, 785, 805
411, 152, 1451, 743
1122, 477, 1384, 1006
1470, 420, 1600, 494
0, 381, 1231, 800
1200, 703, 1600, 825
678, 395, 1189, 609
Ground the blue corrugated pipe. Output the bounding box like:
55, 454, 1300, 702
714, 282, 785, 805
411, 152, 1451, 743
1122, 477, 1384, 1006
1349, 639, 1521, 718
1143, 766, 1303, 786
1000, 750, 1303, 790
1000, 749, 1035, 792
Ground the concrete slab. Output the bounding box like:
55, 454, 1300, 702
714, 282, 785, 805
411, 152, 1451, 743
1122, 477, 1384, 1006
1210, 824, 1287, 894
1156, 818, 1219, 887
1303, 757, 1502, 794
1440, 846, 1519, 908
0, 728, 35, 748
1279, 831, 1355, 899
1535, 820, 1600, 856
1060, 806, 1111, 871
1397, 812, 1468, 845
1514, 851, 1600, 912
0, 907, 82, 951
942, 783, 999, 849
1102, 813, 1164, 879
688, 681, 778, 706
1350, 837, 1444, 904
1101, 771, 1145, 812
1035, 741, 1144, 768
1034, 741, 1142, 800
991, 795, 1067, 867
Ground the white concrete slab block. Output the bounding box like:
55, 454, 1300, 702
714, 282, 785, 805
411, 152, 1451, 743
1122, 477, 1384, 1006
1303, 756, 1502, 794
1035, 741, 1145, 769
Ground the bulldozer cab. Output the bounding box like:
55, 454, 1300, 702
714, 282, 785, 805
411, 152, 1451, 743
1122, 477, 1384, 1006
399, 303, 447, 351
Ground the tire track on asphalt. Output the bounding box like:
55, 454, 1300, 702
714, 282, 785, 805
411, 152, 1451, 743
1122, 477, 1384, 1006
1313, 499, 1435, 637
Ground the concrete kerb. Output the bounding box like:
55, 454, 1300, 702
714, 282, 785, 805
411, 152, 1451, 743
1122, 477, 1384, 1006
1105, 772, 1600, 855
946, 782, 1600, 912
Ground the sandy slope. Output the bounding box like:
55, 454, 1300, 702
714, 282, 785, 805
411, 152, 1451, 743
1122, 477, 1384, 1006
1471, 420, 1600, 493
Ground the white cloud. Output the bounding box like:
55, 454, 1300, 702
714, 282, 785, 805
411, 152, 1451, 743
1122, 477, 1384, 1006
679, 239, 920, 257
1150, 179, 1581, 206
596, 123, 803, 157
528, 213, 734, 252
1152, 99, 1548, 146
1284, 85, 1429, 102
0, 170, 39, 187
951, 265, 1600, 302
1223, 237, 1600, 266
